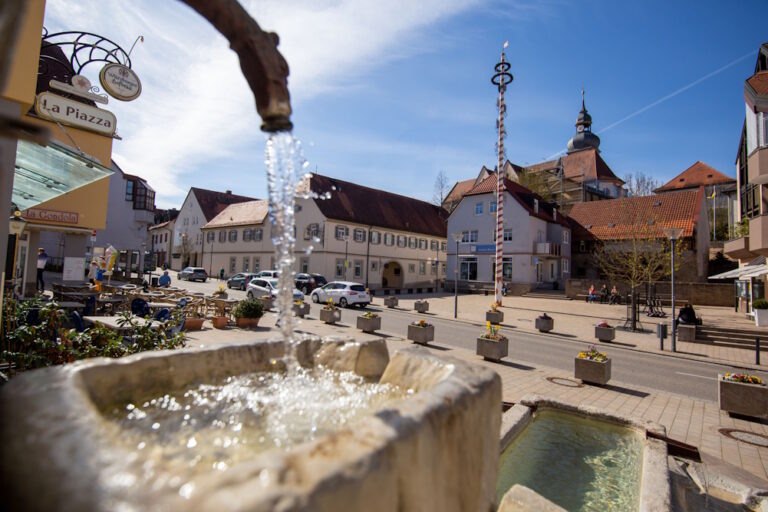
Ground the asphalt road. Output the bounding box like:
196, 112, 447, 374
167, 276, 768, 403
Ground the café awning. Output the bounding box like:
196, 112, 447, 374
12, 139, 112, 211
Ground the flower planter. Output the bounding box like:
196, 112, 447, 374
235, 317, 260, 329
718, 374, 768, 419
486, 311, 503, 324
384, 296, 398, 309
357, 316, 381, 333
414, 300, 429, 313
183, 317, 204, 331
594, 326, 615, 342
535, 316, 554, 333
293, 303, 310, 318
211, 316, 228, 329
754, 309, 768, 327
320, 308, 341, 324
574, 358, 611, 385
476, 336, 508, 362
407, 324, 434, 344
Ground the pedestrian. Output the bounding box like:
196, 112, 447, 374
36, 248, 48, 293
158, 270, 171, 287
219, 268, 225, 281
87, 260, 98, 285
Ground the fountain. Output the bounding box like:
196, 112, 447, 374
0, 2, 502, 511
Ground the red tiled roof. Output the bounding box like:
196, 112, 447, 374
464, 174, 568, 226
654, 161, 734, 193
525, 148, 624, 185
191, 187, 257, 222
747, 70, 768, 97
444, 178, 476, 205
309, 174, 447, 237
568, 188, 704, 241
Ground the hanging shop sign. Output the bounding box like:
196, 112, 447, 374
49, 74, 108, 104
23, 208, 79, 224
35, 92, 116, 136
99, 63, 142, 101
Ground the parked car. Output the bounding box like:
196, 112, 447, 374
227, 272, 257, 290
177, 267, 208, 282
310, 281, 370, 308
295, 273, 327, 294
246, 277, 303, 301
255, 270, 280, 279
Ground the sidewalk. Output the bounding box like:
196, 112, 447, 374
184, 310, 768, 484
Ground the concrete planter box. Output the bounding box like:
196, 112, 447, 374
755, 308, 768, 327
718, 374, 768, 419
414, 300, 429, 313
486, 311, 504, 324
574, 358, 611, 385
677, 324, 697, 341
535, 316, 554, 333
384, 296, 398, 308
476, 336, 508, 362
407, 324, 434, 344
357, 316, 381, 333
293, 303, 310, 318
212, 316, 228, 329
235, 317, 260, 329
320, 308, 341, 324
594, 325, 615, 342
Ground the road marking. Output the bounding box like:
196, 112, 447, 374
675, 372, 716, 381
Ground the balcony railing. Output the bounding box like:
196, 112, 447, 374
535, 242, 562, 256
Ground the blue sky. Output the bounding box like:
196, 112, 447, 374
44, 0, 767, 208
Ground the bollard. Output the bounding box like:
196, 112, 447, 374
657, 322, 667, 351
757, 336, 761, 366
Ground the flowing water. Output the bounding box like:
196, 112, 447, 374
104, 367, 406, 499
497, 409, 643, 511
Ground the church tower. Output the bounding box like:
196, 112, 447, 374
566, 89, 601, 153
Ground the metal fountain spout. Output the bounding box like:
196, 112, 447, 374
182, 0, 293, 132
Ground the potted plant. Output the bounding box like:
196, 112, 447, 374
574, 345, 611, 385
535, 312, 553, 333
414, 299, 429, 313
594, 321, 615, 342
407, 319, 434, 344
486, 303, 503, 324
212, 284, 228, 299
476, 321, 508, 361
718, 373, 767, 419
319, 300, 341, 324
357, 311, 381, 333
211, 315, 228, 329
183, 311, 205, 331
384, 296, 398, 308
293, 299, 310, 318
753, 299, 768, 327
233, 298, 264, 329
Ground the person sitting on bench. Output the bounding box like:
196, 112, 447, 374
587, 284, 597, 303
677, 303, 701, 326
599, 284, 609, 303
609, 285, 619, 305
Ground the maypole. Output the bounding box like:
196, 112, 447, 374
491, 41, 513, 306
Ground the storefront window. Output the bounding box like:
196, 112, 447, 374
460, 257, 477, 280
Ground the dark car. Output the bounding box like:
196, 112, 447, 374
177, 267, 208, 282
227, 272, 257, 290
295, 273, 327, 294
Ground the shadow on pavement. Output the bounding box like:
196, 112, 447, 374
601, 383, 650, 398
597, 340, 637, 348
548, 331, 577, 339
495, 360, 536, 371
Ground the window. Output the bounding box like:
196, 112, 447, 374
228, 230, 237, 242
252, 257, 260, 273
335, 259, 345, 278
419, 239, 427, 250
469, 230, 478, 243
397, 235, 407, 248
353, 228, 366, 243
335, 225, 349, 240
503, 228, 513, 241
431, 261, 437, 275
562, 230, 570, 244
300, 257, 309, 273
502, 257, 513, 279
370, 231, 381, 244
550, 262, 555, 279
461, 230, 469, 243
475, 202, 483, 215
206, 232, 215, 243
408, 237, 417, 249
218, 230, 226, 243
354, 260, 362, 278
440, 242, 447, 252
243, 229, 252, 242
384, 233, 394, 246
125, 180, 134, 201
164, 233, 168, 242
490, 201, 497, 213
253, 228, 263, 242
371, 261, 378, 271
460, 257, 478, 280
243, 257, 250, 272
408, 263, 416, 273
430, 240, 438, 251
419, 261, 426, 274
563, 259, 570, 274
579, 240, 586, 253
229, 257, 236, 273
306, 223, 320, 240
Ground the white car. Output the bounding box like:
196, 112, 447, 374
246, 277, 303, 301
255, 270, 280, 279
310, 281, 370, 308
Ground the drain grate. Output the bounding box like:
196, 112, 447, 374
545, 376, 583, 388
718, 428, 768, 448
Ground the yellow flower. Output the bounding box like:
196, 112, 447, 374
486, 320, 491, 330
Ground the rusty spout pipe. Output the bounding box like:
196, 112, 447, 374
181, 0, 292, 132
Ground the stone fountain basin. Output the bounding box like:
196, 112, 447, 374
498, 394, 671, 512
0, 337, 501, 512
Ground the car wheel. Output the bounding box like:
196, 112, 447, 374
227, 283, 232, 289
311, 293, 319, 303
339, 297, 348, 308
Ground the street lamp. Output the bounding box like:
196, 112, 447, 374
664, 227, 684, 352
452, 232, 463, 318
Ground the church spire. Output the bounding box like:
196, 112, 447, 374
567, 88, 600, 153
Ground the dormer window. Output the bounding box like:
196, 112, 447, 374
534, 199, 539, 213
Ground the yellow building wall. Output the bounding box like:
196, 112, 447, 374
24, 114, 114, 166
32, 175, 110, 230
1, 0, 45, 110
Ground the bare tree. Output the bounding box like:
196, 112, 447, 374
623, 172, 661, 197
517, 170, 554, 202
432, 170, 451, 206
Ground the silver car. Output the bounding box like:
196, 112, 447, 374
310, 281, 370, 308
246, 277, 303, 301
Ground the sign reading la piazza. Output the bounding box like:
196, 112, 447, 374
35, 92, 117, 136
